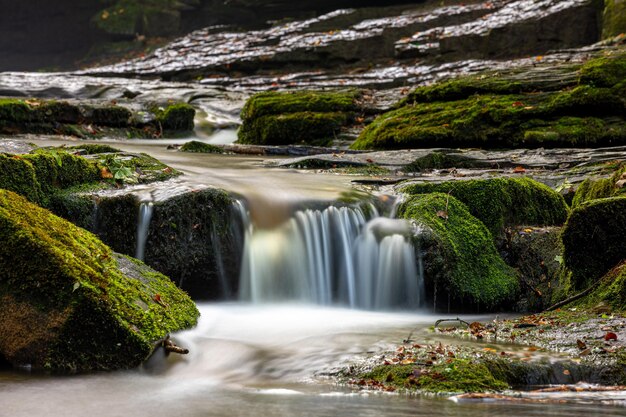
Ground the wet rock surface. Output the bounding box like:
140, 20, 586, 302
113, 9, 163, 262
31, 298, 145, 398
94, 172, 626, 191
82, 0, 602, 83
60, 179, 245, 300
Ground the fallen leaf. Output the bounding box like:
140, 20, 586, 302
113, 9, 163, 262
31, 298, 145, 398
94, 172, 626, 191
513, 166, 526, 174
605, 332, 618, 341
576, 339, 587, 350
101, 167, 114, 179
436, 210, 449, 220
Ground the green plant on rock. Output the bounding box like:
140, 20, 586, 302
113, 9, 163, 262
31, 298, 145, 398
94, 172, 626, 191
99, 154, 137, 183
398, 193, 519, 309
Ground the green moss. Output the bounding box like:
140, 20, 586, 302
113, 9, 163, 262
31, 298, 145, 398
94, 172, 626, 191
583, 262, 626, 312
404, 151, 488, 172
521, 117, 626, 147
548, 85, 624, 116
562, 197, 626, 290
602, 0, 626, 39
398, 193, 519, 308
352, 89, 626, 150
240, 90, 359, 120
67, 144, 122, 154
579, 52, 626, 88
354, 53, 626, 150
88, 105, 132, 127
571, 163, 626, 207
154, 103, 195, 132
363, 359, 508, 393
401, 77, 526, 106
401, 177, 568, 237
0, 154, 42, 204
0, 190, 199, 371
237, 90, 360, 145
238, 111, 347, 146
180, 140, 223, 153
0, 99, 32, 124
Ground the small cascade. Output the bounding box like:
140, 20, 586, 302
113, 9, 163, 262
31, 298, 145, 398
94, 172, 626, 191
135, 202, 154, 261
238, 202, 424, 310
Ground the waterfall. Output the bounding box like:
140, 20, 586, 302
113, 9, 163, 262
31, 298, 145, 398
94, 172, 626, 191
135, 202, 153, 261
238, 203, 424, 310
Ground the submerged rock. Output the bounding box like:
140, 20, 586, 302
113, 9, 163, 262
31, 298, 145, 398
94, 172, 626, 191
398, 193, 519, 311
0, 189, 199, 372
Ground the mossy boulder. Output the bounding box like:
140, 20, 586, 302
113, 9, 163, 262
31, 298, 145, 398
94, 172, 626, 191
398, 193, 519, 310
154, 103, 196, 132
180, 140, 223, 153
401, 177, 568, 238
352, 52, 626, 150
61, 188, 244, 300
603, 0, 626, 40
562, 196, 626, 290
237, 90, 360, 145
0, 190, 199, 372
571, 163, 626, 207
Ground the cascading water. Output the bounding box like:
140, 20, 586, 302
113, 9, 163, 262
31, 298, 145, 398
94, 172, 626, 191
135, 202, 154, 261
238, 202, 424, 310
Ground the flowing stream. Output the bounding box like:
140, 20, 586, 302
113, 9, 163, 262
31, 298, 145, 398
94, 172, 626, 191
4, 129, 626, 416
2, 304, 625, 417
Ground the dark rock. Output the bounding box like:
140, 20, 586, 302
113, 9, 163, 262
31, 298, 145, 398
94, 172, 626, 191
562, 196, 626, 289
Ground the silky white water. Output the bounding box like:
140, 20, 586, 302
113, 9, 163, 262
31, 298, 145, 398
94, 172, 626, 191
238, 203, 424, 310
135, 201, 154, 261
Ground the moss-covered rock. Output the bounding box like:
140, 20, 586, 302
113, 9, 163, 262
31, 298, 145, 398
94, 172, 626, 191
603, 0, 626, 40
179, 140, 223, 153
0, 98, 195, 138
352, 52, 626, 150
398, 193, 519, 310
571, 163, 626, 207
0, 153, 43, 204
63, 188, 244, 300
361, 359, 508, 393
562, 196, 626, 290
0, 190, 199, 372
401, 177, 568, 238
237, 90, 360, 145
154, 103, 195, 132
583, 262, 626, 312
